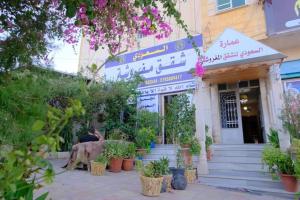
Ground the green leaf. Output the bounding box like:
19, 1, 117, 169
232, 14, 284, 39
32, 120, 45, 131
35, 192, 49, 200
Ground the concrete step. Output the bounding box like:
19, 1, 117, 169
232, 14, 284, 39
198, 180, 294, 199
210, 156, 262, 164
208, 169, 271, 179
199, 175, 283, 190
208, 161, 267, 172
213, 144, 265, 151
213, 149, 262, 157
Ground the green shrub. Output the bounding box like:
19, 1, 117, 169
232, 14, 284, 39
205, 135, 213, 151
176, 149, 185, 169
138, 159, 167, 178
190, 137, 201, 155
268, 128, 280, 148
104, 140, 126, 159
124, 142, 136, 159
135, 128, 152, 149
94, 154, 108, 165
262, 146, 281, 175
159, 157, 171, 175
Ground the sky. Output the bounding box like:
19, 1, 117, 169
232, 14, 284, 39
51, 40, 80, 74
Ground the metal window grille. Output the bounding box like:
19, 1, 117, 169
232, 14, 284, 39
220, 92, 239, 128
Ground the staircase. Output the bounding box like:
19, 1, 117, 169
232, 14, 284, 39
199, 144, 295, 199
142, 144, 198, 167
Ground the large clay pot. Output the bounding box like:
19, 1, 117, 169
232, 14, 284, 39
122, 158, 134, 171
206, 149, 212, 161
280, 174, 298, 192
109, 157, 123, 173
181, 148, 192, 166
140, 175, 163, 197
90, 161, 106, 176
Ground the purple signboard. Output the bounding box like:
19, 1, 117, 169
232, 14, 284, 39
104, 35, 202, 93
264, 0, 300, 35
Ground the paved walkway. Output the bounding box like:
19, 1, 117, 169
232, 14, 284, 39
35, 159, 288, 200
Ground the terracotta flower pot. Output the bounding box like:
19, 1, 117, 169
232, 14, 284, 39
122, 158, 134, 171
109, 157, 123, 173
140, 175, 163, 197
136, 148, 147, 156
180, 148, 192, 166
280, 174, 298, 192
206, 149, 212, 161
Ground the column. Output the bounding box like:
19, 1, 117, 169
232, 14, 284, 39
267, 64, 290, 151
259, 78, 271, 142
210, 84, 222, 144
194, 77, 209, 175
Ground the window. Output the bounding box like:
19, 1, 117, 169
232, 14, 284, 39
217, 0, 245, 12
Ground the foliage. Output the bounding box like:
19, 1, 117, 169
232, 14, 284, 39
108, 129, 128, 141
176, 149, 185, 169
0, 99, 84, 199
94, 154, 108, 165
165, 93, 195, 144
103, 140, 126, 159
136, 110, 160, 134
190, 137, 201, 155
268, 128, 280, 148
135, 128, 153, 149
159, 157, 171, 175
1, 0, 200, 75
262, 146, 295, 176
124, 142, 136, 159
137, 159, 168, 178
205, 136, 213, 151
281, 92, 300, 139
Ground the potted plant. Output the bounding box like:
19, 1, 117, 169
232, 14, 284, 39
179, 135, 201, 165
185, 164, 197, 184
104, 140, 125, 173
262, 146, 298, 192
149, 129, 156, 149
159, 157, 172, 192
135, 128, 151, 157
169, 149, 186, 177
277, 151, 298, 192
91, 154, 107, 176
122, 142, 136, 171
136, 160, 164, 197
205, 135, 213, 161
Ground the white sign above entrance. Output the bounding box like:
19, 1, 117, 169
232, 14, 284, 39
202, 28, 286, 69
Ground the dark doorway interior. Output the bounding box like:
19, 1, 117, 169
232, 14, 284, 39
239, 88, 264, 143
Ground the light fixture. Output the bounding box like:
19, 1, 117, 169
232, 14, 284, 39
240, 94, 248, 104
243, 106, 248, 111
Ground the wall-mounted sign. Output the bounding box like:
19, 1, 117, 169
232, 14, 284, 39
265, 0, 300, 35
137, 95, 159, 112
284, 79, 300, 93
202, 28, 285, 69
105, 35, 202, 93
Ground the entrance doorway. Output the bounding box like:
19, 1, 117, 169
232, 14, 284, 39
239, 87, 264, 143
162, 94, 178, 144
219, 80, 264, 144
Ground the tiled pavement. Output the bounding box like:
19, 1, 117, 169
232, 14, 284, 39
35, 159, 290, 200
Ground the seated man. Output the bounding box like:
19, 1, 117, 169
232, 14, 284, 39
78, 126, 101, 143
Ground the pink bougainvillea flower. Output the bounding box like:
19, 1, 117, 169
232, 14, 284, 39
195, 58, 205, 77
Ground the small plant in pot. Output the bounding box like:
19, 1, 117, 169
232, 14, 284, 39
185, 164, 197, 184
277, 151, 298, 192
180, 135, 201, 166
262, 146, 298, 192
170, 149, 187, 190
122, 142, 136, 171
159, 157, 172, 193
179, 134, 193, 165
205, 135, 213, 161
135, 128, 152, 157
91, 154, 107, 176
136, 160, 164, 197
104, 140, 126, 173
149, 130, 156, 149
